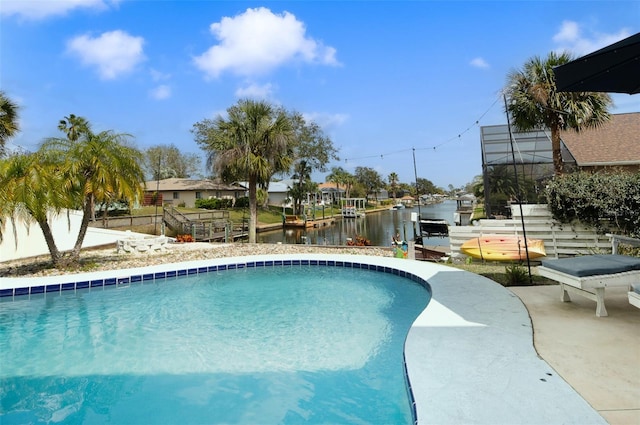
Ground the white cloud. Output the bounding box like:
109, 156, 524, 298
0, 0, 118, 20
302, 112, 349, 132
553, 20, 580, 43
66, 30, 145, 80
150, 84, 171, 100
235, 82, 275, 99
470, 57, 490, 69
552, 21, 632, 56
194, 7, 340, 79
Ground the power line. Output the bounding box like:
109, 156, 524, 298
344, 95, 501, 162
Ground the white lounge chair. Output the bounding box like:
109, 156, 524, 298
538, 234, 640, 317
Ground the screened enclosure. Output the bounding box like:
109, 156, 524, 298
480, 125, 576, 217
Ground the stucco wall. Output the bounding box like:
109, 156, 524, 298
1, 210, 143, 262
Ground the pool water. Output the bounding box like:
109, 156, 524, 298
0, 265, 430, 424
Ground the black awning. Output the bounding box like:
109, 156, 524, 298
553, 32, 640, 94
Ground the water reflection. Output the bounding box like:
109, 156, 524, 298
257, 200, 457, 247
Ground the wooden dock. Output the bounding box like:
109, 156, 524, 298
283, 215, 336, 228
305, 217, 336, 228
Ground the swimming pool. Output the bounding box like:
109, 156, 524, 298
0, 253, 608, 424
0, 257, 430, 424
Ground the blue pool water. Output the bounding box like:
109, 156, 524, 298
0, 265, 430, 424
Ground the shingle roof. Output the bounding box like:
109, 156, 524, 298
143, 178, 245, 191
560, 112, 640, 166
318, 182, 347, 190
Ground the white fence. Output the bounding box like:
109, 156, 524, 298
449, 204, 611, 260
1, 210, 146, 263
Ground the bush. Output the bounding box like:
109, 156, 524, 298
544, 171, 640, 237
504, 264, 530, 286
195, 198, 234, 210
235, 197, 249, 208
196, 198, 217, 209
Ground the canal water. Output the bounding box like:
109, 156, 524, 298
257, 200, 457, 247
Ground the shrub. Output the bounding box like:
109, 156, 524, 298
235, 197, 249, 208
195, 198, 217, 209
544, 171, 640, 237
195, 198, 234, 210
218, 198, 233, 209
504, 264, 530, 286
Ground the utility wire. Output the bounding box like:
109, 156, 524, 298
344, 95, 501, 163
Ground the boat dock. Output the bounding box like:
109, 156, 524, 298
283, 215, 336, 228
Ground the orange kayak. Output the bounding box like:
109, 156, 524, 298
460, 236, 546, 261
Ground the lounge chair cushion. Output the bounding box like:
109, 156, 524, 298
604, 255, 640, 271
541, 255, 640, 277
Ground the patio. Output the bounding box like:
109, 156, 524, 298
510, 284, 639, 425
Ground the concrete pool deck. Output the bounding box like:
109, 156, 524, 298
509, 284, 639, 425
1, 254, 636, 424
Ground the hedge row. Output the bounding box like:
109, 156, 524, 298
544, 171, 640, 237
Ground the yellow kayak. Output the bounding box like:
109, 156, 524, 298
460, 235, 546, 261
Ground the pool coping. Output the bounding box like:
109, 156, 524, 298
0, 254, 606, 424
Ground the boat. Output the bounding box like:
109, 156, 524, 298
390, 203, 405, 210
460, 235, 546, 261
419, 219, 449, 238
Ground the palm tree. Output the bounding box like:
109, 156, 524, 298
388, 172, 399, 202
58, 114, 90, 142
485, 165, 519, 197
326, 166, 348, 204
192, 99, 294, 243
42, 125, 145, 264
0, 152, 68, 264
505, 51, 612, 175
343, 173, 355, 199
0, 91, 20, 238
0, 91, 20, 156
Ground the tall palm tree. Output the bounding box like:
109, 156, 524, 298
343, 173, 355, 199
388, 172, 399, 201
58, 114, 90, 142
42, 126, 145, 264
0, 91, 20, 156
193, 99, 294, 243
505, 51, 612, 175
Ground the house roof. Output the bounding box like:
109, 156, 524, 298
235, 180, 294, 193
144, 178, 245, 192
560, 112, 640, 166
266, 181, 291, 193
318, 182, 347, 190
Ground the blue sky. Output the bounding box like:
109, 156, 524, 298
2, 1, 638, 189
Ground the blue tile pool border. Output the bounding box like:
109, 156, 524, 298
0, 259, 430, 299
0, 256, 428, 424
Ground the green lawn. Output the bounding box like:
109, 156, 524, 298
450, 261, 555, 286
